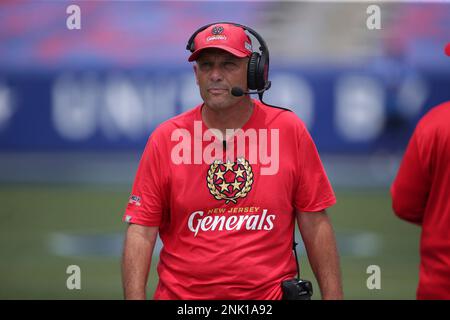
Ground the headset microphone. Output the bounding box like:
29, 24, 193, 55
231, 81, 272, 98
230, 87, 246, 97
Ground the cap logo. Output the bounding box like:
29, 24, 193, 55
211, 26, 224, 35
206, 35, 227, 42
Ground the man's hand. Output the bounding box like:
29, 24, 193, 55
297, 210, 343, 300
121, 224, 158, 300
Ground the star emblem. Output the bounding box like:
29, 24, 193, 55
223, 160, 234, 172
231, 180, 242, 191
215, 168, 225, 180
219, 181, 230, 192
207, 157, 253, 204
235, 167, 245, 178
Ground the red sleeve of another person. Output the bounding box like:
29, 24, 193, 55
391, 126, 431, 225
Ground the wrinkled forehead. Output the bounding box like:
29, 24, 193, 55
196, 48, 246, 62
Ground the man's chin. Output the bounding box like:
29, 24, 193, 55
205, 98, 233, 110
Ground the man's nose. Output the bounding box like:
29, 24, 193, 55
209, 65, 224, 82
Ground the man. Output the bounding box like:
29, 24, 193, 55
391, 101, 450, 299
121, 22, 343, 300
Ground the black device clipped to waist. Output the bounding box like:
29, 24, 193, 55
281, 231, 313, 300
281, 278, 313, 300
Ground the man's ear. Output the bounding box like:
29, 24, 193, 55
193, 64, 199, 85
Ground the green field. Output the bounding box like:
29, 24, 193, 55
0, 184, 421, 299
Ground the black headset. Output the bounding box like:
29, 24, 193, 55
186, 22, 270, 93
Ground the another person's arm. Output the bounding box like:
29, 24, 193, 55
391, 128, 431, 225
122, 224, 158, 300
297, 210, 343, 300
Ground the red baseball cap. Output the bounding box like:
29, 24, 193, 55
188, 23, 253, 62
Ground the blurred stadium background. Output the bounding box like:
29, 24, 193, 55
1, 0, 449, 299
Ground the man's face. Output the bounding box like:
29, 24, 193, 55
194, 48, 248, 110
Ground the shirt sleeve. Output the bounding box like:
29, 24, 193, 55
294, 125, 336, 212
391, 127, 431, 225
122, 133, 167, 227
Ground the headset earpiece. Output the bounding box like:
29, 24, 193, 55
247, 52, 260, 90
256, 50, 269, 91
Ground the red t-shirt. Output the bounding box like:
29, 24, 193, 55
123, 99, 336, 299
391, 101, 450, 299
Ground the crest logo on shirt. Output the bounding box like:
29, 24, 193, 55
128, 195, 141, 207
206, 157, 253, 204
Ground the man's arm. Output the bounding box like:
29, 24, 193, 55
296, 210, 343, 300
122, 224, 158, 300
